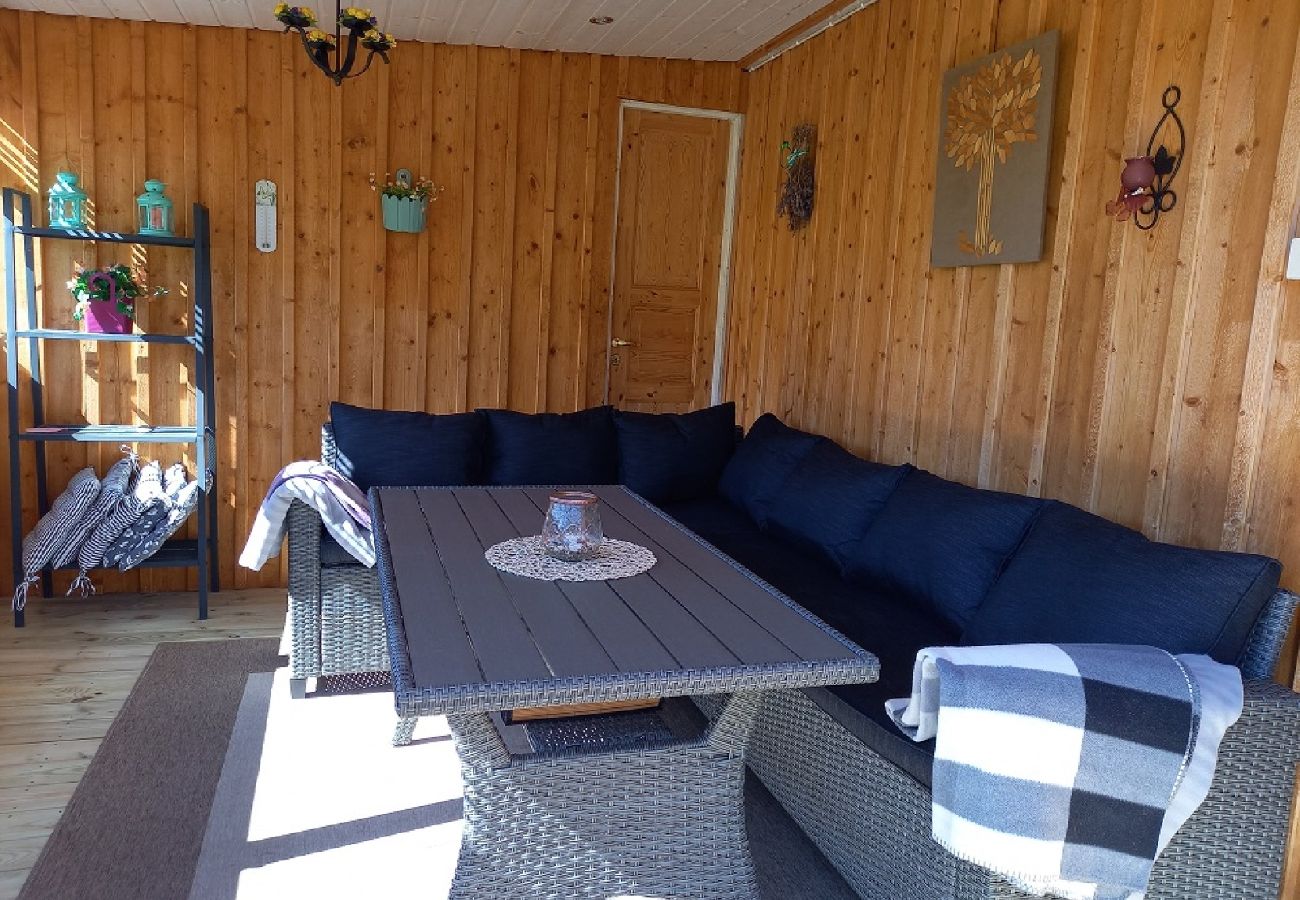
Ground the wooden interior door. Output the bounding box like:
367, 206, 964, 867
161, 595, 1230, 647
609, 108, 731, 413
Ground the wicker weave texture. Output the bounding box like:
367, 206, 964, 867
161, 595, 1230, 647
445, 693, 763, 900
742, 677, 1300, 900
286, 498, 323, 681
286, 424, 390, 684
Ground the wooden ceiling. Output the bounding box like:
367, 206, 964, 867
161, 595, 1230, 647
4, 0, 835, 60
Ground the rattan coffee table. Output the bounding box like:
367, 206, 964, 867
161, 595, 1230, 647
372, 485, 880, 900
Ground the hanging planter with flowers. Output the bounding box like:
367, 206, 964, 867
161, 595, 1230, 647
371, 168, 442, 234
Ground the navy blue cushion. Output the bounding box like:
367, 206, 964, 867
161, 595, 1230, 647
963, 501, 1282, 665
661, 494, 948, 786
718, 414, 824, 527
329, 402, 484, 491
614, 403, 736, 503
657, 495, 759, 543
765, 441, 912, 573
320, 531, 359, 567
481, 406, 617, 485
846, 469, 1042, 630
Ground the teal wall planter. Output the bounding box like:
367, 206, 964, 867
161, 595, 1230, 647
381, 194, 427, 233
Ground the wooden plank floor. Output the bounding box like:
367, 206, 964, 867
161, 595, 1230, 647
0, 588, 285, 899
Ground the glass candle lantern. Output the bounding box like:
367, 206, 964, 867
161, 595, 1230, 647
136, 180, 173, 236
541, 491, 604, 561
47, 171, 87, 229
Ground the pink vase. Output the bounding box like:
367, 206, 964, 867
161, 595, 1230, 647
1121, 156, 1157, 193
83, 299, 132, 334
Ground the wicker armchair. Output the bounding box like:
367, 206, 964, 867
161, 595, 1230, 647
286, 425, 391, 697
726, 589, 1300, 900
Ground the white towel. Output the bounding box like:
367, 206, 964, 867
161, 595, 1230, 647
240, 461, 374, 570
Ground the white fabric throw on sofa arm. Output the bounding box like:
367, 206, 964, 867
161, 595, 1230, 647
886, 643, 1242, 900
240, 461, 375, 570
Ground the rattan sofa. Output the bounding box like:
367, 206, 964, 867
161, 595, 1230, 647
286, 403, 1300, 899
698, 590, 1300, 900
286, 425, 387, 698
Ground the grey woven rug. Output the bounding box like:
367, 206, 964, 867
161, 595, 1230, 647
21, 638, 856, 900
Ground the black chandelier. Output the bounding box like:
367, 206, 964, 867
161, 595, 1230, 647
274, 0, 394, 85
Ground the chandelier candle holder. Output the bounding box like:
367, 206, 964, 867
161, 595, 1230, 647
274, 3, 394, 85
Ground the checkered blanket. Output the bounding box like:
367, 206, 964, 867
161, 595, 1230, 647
886, 644, 1243, 900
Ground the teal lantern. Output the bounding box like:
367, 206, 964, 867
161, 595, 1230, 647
136, 180, 173, 236
47, 171, 87, 229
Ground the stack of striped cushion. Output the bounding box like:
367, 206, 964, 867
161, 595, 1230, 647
12, 467, 102, 612
8, 457, 206, 600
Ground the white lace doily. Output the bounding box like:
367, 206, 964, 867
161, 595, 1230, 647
484, 536, 656, 582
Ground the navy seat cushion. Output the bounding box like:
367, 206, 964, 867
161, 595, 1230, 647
481, 406, 617, 485
765, 440, 912, 573
660, 495, 950, 787
846, 469, 1042, 631
319, 531, 359, 567
963, 501, 1282, 665
329, 402, 484, 491
718, 414, 824, 527
656, 495, 760, 544
614, 402, 737, 503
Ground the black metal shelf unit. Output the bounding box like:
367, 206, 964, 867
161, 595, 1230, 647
3, 188, 219, 627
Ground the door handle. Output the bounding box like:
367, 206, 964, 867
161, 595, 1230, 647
611, 338, 635, 348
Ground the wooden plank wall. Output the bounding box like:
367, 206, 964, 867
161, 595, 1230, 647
726, 0, 1300, 679
0, 9, 744, 595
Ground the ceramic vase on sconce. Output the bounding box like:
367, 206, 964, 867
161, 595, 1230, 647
1107, 156, 1157, 222
1107, 86, 1184, 229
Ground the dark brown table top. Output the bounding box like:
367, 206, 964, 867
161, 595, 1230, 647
372, 485, 879, 716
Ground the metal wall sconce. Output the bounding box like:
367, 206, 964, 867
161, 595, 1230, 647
1106, 86, 1185, 230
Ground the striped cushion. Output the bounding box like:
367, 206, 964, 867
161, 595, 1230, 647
78, 462, 164, 573
20, 467, 100, 578
52, 456, 136, 569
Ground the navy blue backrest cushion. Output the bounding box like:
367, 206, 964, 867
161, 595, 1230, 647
765, 440, 912, 573
718, 413, 825, 526
329, 402, 485, 490
845, 469, 1043, 630
962, 501, 1282, 665
614, 402, 737, 503
481, 406, 617, 485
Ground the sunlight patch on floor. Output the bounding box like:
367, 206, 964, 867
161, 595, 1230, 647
247, 669, 460, 843
191, 667, 464, 899
233, 819, 463, 898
